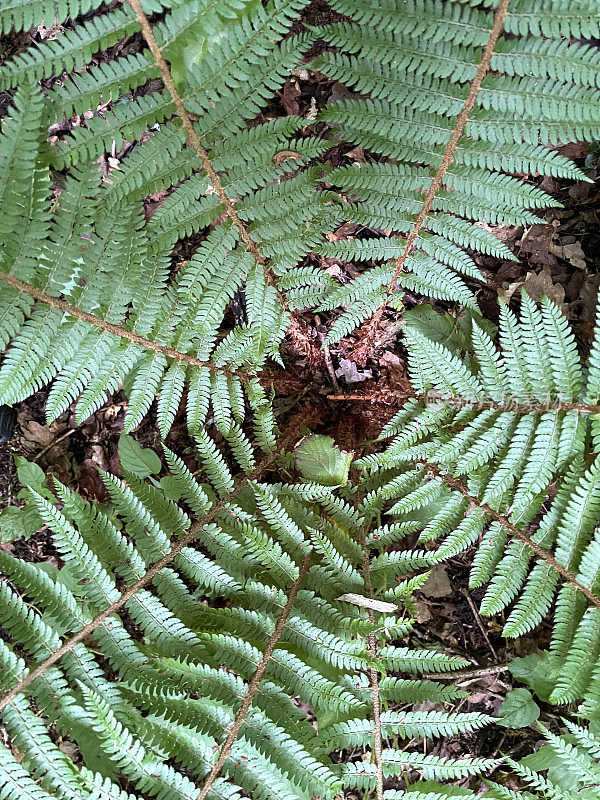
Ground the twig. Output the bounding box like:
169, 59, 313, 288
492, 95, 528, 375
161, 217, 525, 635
0, 272, 244, 378
460, 587, 498, 661
327, 394, 381, 401
423, 664, 509, 682
195, 551, 313, 800
33, 428, 78, 463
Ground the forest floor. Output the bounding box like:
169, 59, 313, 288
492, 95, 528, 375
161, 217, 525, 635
1, 0, 600, 786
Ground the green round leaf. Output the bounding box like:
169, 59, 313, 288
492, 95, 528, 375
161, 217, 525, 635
498, 688, 540, 729
118, 434, 162, 478
509, 652, 556, 702
0, 505, 43, 543
294, 435, 353, 487
14, 455, 47, 489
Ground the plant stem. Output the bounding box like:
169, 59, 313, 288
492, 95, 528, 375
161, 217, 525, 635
127, 0, 289, 308
358, 0, 512, 337
0, 271, 244, 378
195, 551, 313, 800
359, 533, 385, 800
426, 462, 600, 611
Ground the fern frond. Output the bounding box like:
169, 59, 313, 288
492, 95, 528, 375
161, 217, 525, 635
366, 295, 600, 708
312, 0, 597, 341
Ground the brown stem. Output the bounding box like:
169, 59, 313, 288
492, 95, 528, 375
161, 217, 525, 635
195, 551, 313, 800
425, 462, 600, 611
355, 0, 511, 342
0, 410, 314, 714
460, 587, 498, 661
422, 664, 509, 682
360, 537, 384, 800
127, 0, 288, 308
423, 393, 600, 416
384, 0, 511, 298
0, 271, 243, 378
328, 389, 600, 417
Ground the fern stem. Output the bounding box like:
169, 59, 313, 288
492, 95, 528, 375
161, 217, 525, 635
127, 0, 288, 308
360, 535, 385, 800
0, 270, 246, 378
359, 0, 511, 336
327, 390, 600, 417
384, 0, 511, 295
0, 410, 314, 714
195, 550, 313, 800
426, 462, 600, 611
431, 396, 600, 416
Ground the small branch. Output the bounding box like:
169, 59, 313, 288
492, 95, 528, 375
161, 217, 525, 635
0, 271, 244, 378
0, 409, 314, 714
425, 462, 600, 611
127, 0, 288, 308
33, 428, 78, 463
327, 394, 381, 401
422, 664, 509, 682
460, 587, 498, 661
195, 551, 313, 800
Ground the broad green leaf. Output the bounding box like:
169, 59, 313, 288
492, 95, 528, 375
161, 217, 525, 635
498, 688, 540, 729
118, 434, 162, 478
0, 504, 43, 543
508, 652, 556, 703
14, 455, 46, 490
295, 435, 353, 487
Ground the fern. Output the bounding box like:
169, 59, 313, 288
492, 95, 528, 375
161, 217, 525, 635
486, 722, 600, 800
1, 3, 600, 798
2, 301, 600, 798
310, 0, 598, 341
0, 0, 599, 424
0, 428, 501, 800
364, 292, 600, 713
0, 0, 329, 459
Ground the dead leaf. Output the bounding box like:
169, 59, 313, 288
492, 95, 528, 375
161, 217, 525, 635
522, 269, 567, 314
335, 358, 373, 384
281, 79, 301, 115
19, 420, 59, 447
421, 565, 452, 598
497, 280, 523, 305
58, 740, 79, 760
415, 600, 432, 623
305, 97, 318, 121
345, 146, 366, 162
520, 223, 557, 268
549, 241, 587, 270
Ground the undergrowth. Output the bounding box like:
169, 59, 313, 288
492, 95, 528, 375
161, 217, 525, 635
0, 1, 600, 799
